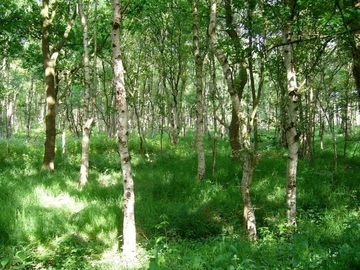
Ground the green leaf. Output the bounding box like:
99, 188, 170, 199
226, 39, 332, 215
1, 258, 10, 267
229, 244, 238, 254
148, 259, 159, 270
16, 251, 27, 261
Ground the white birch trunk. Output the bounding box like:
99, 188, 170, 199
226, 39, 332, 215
79, 0, 93, 187
282, 7, 299, 227
110, 0, 136, 260
193, 0, 206, 180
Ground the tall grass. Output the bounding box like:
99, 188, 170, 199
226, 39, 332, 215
0, 128, 359, 269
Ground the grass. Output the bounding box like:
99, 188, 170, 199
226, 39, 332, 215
0, 128, 360, 269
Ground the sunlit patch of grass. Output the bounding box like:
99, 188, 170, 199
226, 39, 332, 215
266, 186, 285, 204
97, 170, 122, 187
34, 186, 85, 213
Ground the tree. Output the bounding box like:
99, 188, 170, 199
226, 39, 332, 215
209, 0, 257, 240
41, 0, 77, 171
110, 0, 136, 261
282, 0, 299, 228
79, 0, 93, 187
192, 0, 206, 180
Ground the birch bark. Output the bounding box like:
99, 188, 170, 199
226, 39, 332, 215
79, 0, 93, 187
209, 0, 257, 240
192, 0, 206, 180
282, 0, 299, 227
110, 0, 136, 260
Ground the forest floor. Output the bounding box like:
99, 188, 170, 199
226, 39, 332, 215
0, 129, 360, 269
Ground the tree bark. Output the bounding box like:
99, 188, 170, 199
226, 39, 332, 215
210, 53, 218, 177
110, 0, 136, 260
282, 0, 299, 227
26, 75, 35, 137
351, 0, 360, 110
79, 0, 93, 187
41, 0, 76, 171
209, 0, 257, 240
192, 0, 206, 180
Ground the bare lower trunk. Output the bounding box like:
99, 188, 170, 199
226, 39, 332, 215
242, 153, 256, 240
169, 97, 180, 145
111, 0, 136, 260
26, 76, 35, 137
79, 0, 93, 187
42, 65, 57, 171
229, 108, 241, 158
282, 4, 299, 227
210, 54, 218, 177
193, 0, 206, 180
41, 0, 76, 171
209, 0, 256, 240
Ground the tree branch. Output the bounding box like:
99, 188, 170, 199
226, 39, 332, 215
121, 0, 133, 14
53, 4, 78, 53
267, 27, 360, 52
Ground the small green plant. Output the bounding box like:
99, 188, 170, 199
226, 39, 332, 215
212, 236, 256, 270
292, 233, 309, 268
149, 214, 177, 269
0, 246, 30, 269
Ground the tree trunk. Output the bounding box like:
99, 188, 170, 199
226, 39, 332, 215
351, 0, 360, 110
0, 58, 5, 138
26, 75, 35, 137
209, 0, 257, 240
110, 0, 136, 260
282, 0, 299, 227
79, 0, 93, 187
41, 0, 76, 171
193, 0, 206, 180
210, 53, 218, 177
229, 108, 241, 158
169, 93, 181, 145
41, 0, 57, 170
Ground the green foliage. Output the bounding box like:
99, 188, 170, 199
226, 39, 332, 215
0, 130, 360, 268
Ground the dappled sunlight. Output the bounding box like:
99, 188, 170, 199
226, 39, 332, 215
1, 129, 360, 268
35, 186, 85, 213
91, 242, 149, 269
197, 181, 224, 204
97, 170, 122, 187
266, 186, 285, 203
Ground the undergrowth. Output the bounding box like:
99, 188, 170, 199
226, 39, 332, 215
0, 129, 359, 269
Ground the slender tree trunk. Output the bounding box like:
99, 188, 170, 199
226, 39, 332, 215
133, 104, 146, 154
229, 109, 241, 158
110, 0, 136, 260
351, 0, 360, 110
5, 82, 16, 139
193, 0, 206, 180
79, 0, 93, 187
26, 75, 35, 137
305, 86, 314, 159
2, 59, 17, 138
0, 58, 5, 138
62, 119, 66, 156
92, 0, 98, 119
41, 0, 76, 171
209, 0, 257, 240
282, 0, 299, 227
0, 99, 3, 138
210, 53, 218, 177
41, 1, 57, 170
169, 94, 180, 145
